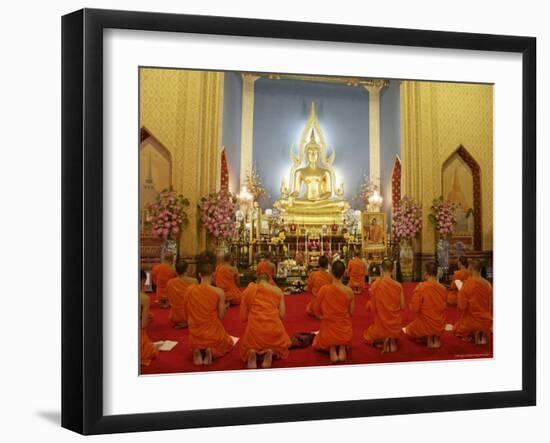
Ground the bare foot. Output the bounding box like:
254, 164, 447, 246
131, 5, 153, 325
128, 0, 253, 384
175, 322, 187, 329
203, 348, 213, 365
330, 346, 339, 363
261, 350, 273, 368
247, 350, 257, 369
382, 338, 391, 353
192, 349, 203, 366
433, 336, 441, 348
338, 346, 347, 362
475, 331, 488, 345
427, 335, 434, 348
390, 338, 398, 353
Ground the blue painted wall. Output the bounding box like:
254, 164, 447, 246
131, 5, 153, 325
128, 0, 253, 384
252, 78, 370, 209
221, 72, 242, 193
220, 75, 401, 223
380, 80, 401, 224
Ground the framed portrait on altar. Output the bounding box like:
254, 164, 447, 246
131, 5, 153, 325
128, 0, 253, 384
62, 8, 536, 435
362, 212, 387, 253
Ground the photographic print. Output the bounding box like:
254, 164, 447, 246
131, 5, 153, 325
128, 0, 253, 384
138, 68, 494, 374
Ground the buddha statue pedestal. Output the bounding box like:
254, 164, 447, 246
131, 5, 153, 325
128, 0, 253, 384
274, 197, 350, 226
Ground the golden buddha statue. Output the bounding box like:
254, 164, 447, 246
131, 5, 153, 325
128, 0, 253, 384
274, 103, 350, 225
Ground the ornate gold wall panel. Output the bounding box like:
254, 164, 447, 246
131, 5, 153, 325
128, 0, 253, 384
401, 81, 493, 253
139, 68, 224, 256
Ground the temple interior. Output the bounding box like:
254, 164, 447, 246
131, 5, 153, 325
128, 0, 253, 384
139, 68, 493, 281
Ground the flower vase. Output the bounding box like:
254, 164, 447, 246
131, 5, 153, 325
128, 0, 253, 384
161, 237, 178, 264
399, 239, 414, 282
436, 236, 450, 280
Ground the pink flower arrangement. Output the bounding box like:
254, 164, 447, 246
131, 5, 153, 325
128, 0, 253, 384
429, 197, 457, 237
199, 190, 239, 240
392, 196, 422, 242
144, 189, 189, 239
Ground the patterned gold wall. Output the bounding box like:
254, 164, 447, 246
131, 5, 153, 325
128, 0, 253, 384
140, 68, 224, 255
401, 81, 493, 253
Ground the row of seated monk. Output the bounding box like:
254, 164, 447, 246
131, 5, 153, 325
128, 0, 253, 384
140, 253, 492, 368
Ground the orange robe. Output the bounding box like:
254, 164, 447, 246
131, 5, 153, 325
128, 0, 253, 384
347, 258, 366, 291
183, 283, 234, 358
166, 277, 194, 324
454, 278, 493, 338
404, 281, 446, 338
256, 261, 276, 285
447, 268, 470, 305
151, 263, 176, 302
214, 265, 242, 305
140, 297, 158, 366
140, 328, 158, 366
312, 284, 353, 350
363, 277, 402, 343
239, 283, 291, 361
306, 269, 332, 316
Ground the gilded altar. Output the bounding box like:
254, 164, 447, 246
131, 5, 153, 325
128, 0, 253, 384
274, 103, 350, 226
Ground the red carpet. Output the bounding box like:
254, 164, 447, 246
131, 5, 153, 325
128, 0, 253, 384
141, 283, 493, 374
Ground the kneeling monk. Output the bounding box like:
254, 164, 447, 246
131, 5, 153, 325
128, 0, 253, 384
347, 252, 366, 294
183, 262, 234, 365
312, 260, 355, 363
453, 259, 493, 344
447, 256, 470, 306
151, 254, 177, 309
140, 270, 158, 367
166, 259, 198, 328
214, 253, 242, 305
240, 273, 291, 369
403, 262, 446, 348
306, 255, 332, 317
256, 253, 276, 285
363, 259, 404, 352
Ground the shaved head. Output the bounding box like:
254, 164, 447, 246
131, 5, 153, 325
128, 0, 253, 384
469, 259, 482, 273
318, 255, 328, 268
331, 260, 346, 279
425, 261, 438, 277
381, 259, 393, 273
198, 262, 214, 278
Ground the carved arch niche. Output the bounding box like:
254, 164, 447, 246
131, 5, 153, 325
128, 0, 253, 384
441, 145, 482, 250
139, 127, 173, 230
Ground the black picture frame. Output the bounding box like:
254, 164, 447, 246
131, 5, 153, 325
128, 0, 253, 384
62, 8, 536, 435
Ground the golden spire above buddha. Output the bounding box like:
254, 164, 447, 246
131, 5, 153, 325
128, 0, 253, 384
275, 102, 350, 225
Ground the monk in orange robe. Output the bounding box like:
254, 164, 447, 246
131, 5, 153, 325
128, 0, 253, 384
306, 255, 332, 317
151, 254, 177, 309
453, 259, 493, 344
403, 262, 447, 348
363, 259, 404, 352
214, 253, 242, 305
347, 251, 366, 294
166, 259, 198, 328
447, 256, 470, 306
256, 252, 276, 285
240, 273, 291, 369
312, 260, 355, 363
182, 262, 234, 365
140, 270, 159, 367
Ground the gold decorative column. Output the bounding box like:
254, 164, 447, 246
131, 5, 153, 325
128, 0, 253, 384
240, 73, 260, 188
139, 68, 224, 256
364, 80, 387, 189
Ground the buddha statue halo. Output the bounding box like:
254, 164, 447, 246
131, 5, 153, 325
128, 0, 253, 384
274, 102, 350, 226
